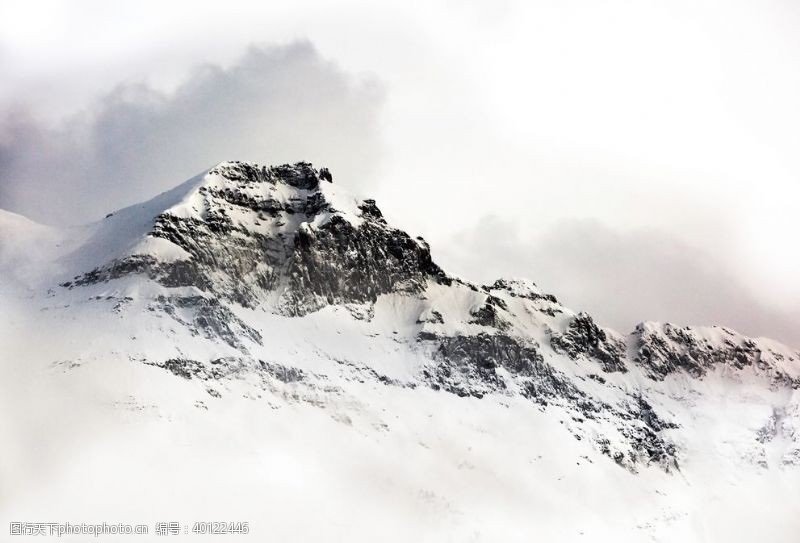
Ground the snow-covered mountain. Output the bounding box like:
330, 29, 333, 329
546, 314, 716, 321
1, 161, 798, 542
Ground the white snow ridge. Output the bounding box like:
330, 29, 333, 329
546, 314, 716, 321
1, 161, 798, 542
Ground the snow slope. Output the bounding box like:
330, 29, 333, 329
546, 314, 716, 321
1, 161, 798, 542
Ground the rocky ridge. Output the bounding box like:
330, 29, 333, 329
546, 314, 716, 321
48, 161, 800, 472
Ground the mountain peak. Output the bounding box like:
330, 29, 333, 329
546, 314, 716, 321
7, 159, 800, 541
5, 158, 800, 485
210, 160, 330, 190
61, 160, 447, 314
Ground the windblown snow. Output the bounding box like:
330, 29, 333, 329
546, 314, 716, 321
1, 161, 798, 542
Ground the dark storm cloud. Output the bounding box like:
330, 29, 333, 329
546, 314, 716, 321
437, 216, 800, 348
0, 41, 384, 225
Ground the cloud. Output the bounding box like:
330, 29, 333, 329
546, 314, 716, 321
0, 41, 384, 225
436, 216, 800, 348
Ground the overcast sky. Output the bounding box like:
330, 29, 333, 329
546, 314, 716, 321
1, 0, 798, 346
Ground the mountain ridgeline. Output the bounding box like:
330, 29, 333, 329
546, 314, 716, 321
43, 161, 800, 472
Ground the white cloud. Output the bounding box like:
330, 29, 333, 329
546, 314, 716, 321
0, 42, 384, 225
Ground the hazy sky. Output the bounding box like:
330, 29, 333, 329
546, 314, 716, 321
1, 0, 798, 345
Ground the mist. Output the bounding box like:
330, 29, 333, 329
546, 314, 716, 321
0, 41, 383, 225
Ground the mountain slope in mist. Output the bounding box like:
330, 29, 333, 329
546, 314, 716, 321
1, 161, 798, 542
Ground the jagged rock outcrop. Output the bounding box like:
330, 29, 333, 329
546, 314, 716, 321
63, 161, 449, 315
487, 278, 558, 304
281, 213, 448, 315
633, 322, 800, 387
150, 295, 263, 351
468, 295, 510, 330
423, 333, 548, 398
550, 312, 627, 373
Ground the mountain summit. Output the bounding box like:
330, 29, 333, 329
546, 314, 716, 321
2, 161, 799, 542
62, 161, 448, 315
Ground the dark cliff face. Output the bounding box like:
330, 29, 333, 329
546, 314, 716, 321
282, 214, 448, 315
63, 161, 449, 315
550, 312, 628, 373
632, 323, 800, 387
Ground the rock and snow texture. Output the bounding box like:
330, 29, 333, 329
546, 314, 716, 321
1, 161, 799, 542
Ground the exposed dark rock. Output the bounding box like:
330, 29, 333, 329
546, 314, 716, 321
550, 312, 627, 373
162, 358, 206, 380
281, 213, 449, 315
67, 161, 450, 316
152, 356, 308, 384
258, 360, 307, 383
269, 162, 320, 190
304, 192, 328, 215
357, 199, 385, 223
421, 332, 585, 404
631, 323, 799, 386
150, 295, 262, 351
488, 278, 558, 304
469, 296, 510, 330
416, 310, 444, 324
319, 167, 333, 183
